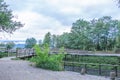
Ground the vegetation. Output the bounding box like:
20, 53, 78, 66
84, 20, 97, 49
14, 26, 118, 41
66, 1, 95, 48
0, 52, 7, 58
64, 54, 120, 70
44, 16, 120, 52
43, 32, 51, 46
65, 55, 119, 65
30, 44, 65, 71
0, 0, 23, 33
25, 37, 37, 48
6, 41, 15, 50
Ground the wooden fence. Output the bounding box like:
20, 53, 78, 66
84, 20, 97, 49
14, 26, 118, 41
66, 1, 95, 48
64, 61, 120, 77
16, 48, 35, 58
64, 54, 120, 78
15, 48, 120, 78
16, 48, 90, 58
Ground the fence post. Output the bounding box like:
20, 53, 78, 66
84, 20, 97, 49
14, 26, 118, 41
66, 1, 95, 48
110, 72, 116, 80
84, 64, 87, 73
81, 68, 86, 75
99, 64, 102, 75
72, 62, 74, 71
16, 49, 18, 58
114, 66, 118, 77
65, 54, 67, 61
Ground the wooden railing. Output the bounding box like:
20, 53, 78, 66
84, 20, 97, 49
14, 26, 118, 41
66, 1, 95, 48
64, 61, 120, 77
15, 48, 120, 78
16, 48, 90, 58
16, 48, 35, 58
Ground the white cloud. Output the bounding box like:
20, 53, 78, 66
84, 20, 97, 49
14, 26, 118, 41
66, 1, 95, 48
7, 11, 70, 40
2, 0, 120, 41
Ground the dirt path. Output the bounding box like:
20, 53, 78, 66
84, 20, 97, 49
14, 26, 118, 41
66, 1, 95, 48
0, 57, 109, 80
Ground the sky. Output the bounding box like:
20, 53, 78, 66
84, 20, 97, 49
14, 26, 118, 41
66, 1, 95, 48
0, 0, 120, 41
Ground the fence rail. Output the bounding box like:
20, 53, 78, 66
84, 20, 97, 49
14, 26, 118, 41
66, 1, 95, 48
16, 48, 35, 58
64, 61, 120, 77
15, 48, 120, 78
16, 48, 90, 58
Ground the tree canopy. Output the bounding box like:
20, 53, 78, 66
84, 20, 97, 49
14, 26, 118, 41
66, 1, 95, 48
49, 16, 120, 51
0, 0, 23, 33
43, 32, 51, 46
6, 41, 15, 50
25, 37, 37, 48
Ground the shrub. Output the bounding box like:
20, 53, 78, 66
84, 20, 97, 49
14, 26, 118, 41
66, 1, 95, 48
30, 44, 65, 71
0, 52, 8, 58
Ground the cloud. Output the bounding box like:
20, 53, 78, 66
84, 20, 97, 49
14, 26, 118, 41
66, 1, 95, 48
3, 0, 120, 41
9, 11, 70, 40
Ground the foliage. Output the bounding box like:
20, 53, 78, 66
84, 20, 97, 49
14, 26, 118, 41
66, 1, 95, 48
30, 44, 65, 71
6, 41, 15, 50
64, 54, 120, 71
56, 33, 70, 48
51, 16, 120, 51
38, 40, 42, 47
51, 34, 57, 48
0, 0, 23, 33
65, 54, 119, 65
43, 32, 51, 46
0, 42, 5, 46
0, 52, 7, 58
25, 37, 37, 48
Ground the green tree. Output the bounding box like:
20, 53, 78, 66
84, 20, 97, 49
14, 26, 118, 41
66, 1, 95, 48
0, 42, 5, 47
43, 32, 51, 46
55, 16, 120, 51
51, 34, 57, 48
25, 37, 37, 48
6, 41, 15, 50
0, 0, 23, 33
70, 19, 90, 50
38, 39, 42, 47
91, 16, 120, 51
56, 33, 70, 48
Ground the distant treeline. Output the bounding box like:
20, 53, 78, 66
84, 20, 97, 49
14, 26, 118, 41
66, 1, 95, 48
43, 16, 120, 51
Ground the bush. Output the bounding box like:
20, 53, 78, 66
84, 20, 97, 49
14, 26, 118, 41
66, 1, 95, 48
0, 52, 8, 58
30, 44, 65, 71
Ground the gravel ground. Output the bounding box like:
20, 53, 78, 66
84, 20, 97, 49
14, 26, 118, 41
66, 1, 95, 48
0, 57, 110, 80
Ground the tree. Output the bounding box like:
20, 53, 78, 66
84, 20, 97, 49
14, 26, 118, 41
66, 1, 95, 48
54, 16, 120, 51
6, 41, 15, 50
51, 34, 57, 48
70, 19, 90, 50
56, 33, 70, 48
0, 0, 23, 33
0, 42, 5, 47
25, 37, 37, 48
38, 39, 42, 47
43, 32, 51, 46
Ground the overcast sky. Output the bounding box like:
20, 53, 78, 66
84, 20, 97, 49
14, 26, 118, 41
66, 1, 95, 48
0, 0, 120, 41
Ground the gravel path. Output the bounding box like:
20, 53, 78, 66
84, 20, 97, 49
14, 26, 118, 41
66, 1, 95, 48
0, 57, 110, 80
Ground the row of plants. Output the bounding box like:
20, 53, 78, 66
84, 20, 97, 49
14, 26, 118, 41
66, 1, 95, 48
65, 54, 119, 65
30, 44, 65, 71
